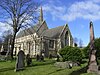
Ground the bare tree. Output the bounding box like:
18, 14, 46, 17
2, 30, 12, 51
0, 0, 39, 59
74, 37, 78, 47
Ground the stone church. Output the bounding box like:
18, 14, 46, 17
14, 7, 74, 57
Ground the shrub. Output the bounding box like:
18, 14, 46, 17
82, 45, 89, 58
94, 38, 100, 59
82, 38, 100, 59
59, 46, 82, 63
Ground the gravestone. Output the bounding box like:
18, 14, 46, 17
49, 54, 52, 59
15, 50, 25, 71
39, 50, 44, 61
36, 50, 44, 61
36, 55, 44, 62
36, 54, 40, 61
26, 54, 32, 66
87, 21, 98, 73
40, 55, 44, 61
56, 54, 60, 62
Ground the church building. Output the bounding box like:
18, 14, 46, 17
14, 7, 74, 57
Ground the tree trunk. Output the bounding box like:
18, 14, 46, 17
11, 31, 17, 59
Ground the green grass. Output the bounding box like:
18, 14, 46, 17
0, 59, 97, 75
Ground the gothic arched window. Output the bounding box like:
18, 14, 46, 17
65, 31, 69, 46
49, 40, 54, 48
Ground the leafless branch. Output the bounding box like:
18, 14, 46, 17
0, 0, 40, 59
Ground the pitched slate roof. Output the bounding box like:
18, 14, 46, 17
16, 24, 41, 38
16, 23, 65, 39
41, 25, 64, 39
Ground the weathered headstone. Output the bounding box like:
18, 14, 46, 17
40, 55, 44, 61
49, 54, 52, 59
36, 50, 44, 61
87, 21, 98, 73
36, 54, 40, 61
39, 50, 44, 61
15, 50, 25, 71
56, 55, 60, 62
37, 55, 44, 62
26, 54, 32, 66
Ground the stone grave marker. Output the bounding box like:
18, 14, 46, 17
26, 54, 32, 66
56, 54, 60, 62
36, 54, 40, 61
87, 21, 98, 73
15, 50, 25, 71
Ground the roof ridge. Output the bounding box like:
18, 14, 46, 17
16, 24, 41, 38
48, 25, 64, 30
41, 25, 65, 38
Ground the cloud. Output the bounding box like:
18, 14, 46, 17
66, 0, 100, 21
43, 0, 100, 22
43, 4, 66, 21
0, 21, 12, 36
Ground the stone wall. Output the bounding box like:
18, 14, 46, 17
60, 25, 74, 48
14, 33, 41, 57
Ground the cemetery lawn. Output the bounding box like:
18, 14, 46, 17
0, 59, 97, 75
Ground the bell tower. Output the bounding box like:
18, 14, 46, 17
39, 6, 43, 24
